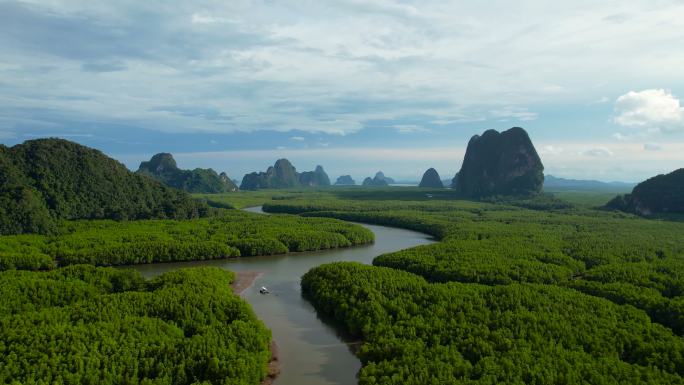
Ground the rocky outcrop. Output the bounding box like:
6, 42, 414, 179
240, 159, 300, 190
374, 171, 394, 184
454, 127, 544, 197
299, 165, 331, 187
419, 168, 444, 188
606, 168, 684, 215
450, 172, 459, 189
362, 175, 389, 187
137, 153, 238, 193
334, 175, 356, 185
240, 160, 331, 190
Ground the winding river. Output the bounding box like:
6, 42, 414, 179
132, 206, 435, 385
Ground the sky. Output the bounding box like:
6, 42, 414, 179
1, 0, 684, 183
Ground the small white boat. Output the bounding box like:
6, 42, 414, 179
259, 286, 270, 294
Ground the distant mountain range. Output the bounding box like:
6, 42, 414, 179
361, 171, 396, 187
544, 175, 635, 192
240, 159, 331, 190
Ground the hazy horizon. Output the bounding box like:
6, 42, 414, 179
110, 138, 644, 184
1, 1, 683, 182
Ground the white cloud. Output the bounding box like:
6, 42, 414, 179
643, 142, 663, 151
491, 106, 538, 122
614, 89, 684, 131
290, 136, 305, 141
582, 147, 614, 157
3, 1, 684, 137
539, 145, 564, 155
393, 125, 430, 133
190, 13, 233, 25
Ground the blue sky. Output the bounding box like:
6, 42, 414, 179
1, 0, 684, 183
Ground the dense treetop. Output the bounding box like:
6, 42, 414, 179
261, 188, 684, 383
455, 127, 544, 197
0, 265, 272, 384
0, 139, 208, 235
137, 152, 238, 193
303, 262, 684, 385
607, 168, 684, 216
0, 210, 374, 270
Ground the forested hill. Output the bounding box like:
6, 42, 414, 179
137, 153, 238, 193
0, 138, 208, 235
607, 168, 684, 216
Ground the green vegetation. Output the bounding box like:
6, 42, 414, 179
253, 187, 684, 383
303, 263, 684, 384
545, 190, 623, 208
608, 168, 684, 216
137, 153, 238, 193
0, 139, 208, 235
0, 265, 271, 384
0, 210, 373, 270
194, 189, 337, 209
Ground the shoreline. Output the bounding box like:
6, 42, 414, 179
230, 271, 281, 384
261, 341, 280, 385
230, 270, 262, 295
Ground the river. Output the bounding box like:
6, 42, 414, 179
132, 206, 435, 385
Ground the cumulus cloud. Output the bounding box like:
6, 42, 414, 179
614, 89, 684, 131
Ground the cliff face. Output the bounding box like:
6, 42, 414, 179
374, 171, 395, 184
299, 165, 331, 187
455, 127, 544, 197
606, 168, 684, 215
362, 175, 389, 187
240, 160, 330, 190
419, 168, 444, 188
335, 175, 356, 185
137, 153, 238, 193
240, 159, 297, 190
